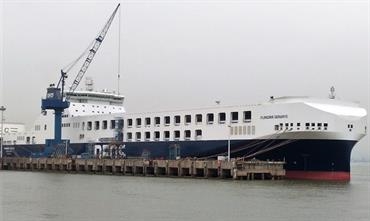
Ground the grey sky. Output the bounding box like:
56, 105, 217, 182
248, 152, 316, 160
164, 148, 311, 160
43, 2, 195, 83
0, 0, 369, 160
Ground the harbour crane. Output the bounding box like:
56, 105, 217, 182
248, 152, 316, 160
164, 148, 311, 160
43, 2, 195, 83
41, 4, 120, 157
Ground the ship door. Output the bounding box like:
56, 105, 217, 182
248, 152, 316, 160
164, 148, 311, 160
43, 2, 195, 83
169, 144, 181, 160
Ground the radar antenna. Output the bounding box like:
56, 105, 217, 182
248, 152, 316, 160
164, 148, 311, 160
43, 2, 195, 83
329, 86, 336, 99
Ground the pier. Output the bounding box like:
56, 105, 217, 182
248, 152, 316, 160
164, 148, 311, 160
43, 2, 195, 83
0, 157, 285, 180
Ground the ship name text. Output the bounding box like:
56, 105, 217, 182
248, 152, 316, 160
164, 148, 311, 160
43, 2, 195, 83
260, 114, 288, 120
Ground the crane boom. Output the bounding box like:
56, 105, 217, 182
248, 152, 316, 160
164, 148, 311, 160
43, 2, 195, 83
69, 3, 120, 93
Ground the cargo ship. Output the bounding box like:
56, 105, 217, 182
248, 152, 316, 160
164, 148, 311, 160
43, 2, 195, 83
1, 86, 367, 181
1, 4, 367, 181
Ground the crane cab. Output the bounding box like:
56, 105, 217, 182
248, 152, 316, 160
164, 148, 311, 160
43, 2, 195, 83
41, 85, 70, 110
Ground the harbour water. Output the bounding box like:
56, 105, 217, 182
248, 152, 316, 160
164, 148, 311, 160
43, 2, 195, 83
0, 162, 369, 221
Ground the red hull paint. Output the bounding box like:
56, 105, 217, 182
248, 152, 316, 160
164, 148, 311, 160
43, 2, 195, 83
286, 171, 350, 181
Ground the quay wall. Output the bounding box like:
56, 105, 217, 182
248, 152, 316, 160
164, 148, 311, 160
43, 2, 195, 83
0, 157, 285, 180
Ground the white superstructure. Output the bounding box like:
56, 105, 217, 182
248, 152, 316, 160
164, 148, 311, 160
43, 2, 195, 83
3, 95, 367, 147
122, 96, 367, 144
3, 90, 125, 146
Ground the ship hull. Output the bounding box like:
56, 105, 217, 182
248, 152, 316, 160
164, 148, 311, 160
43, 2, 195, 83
6, 138, 355, 181
122, 139, 355, 180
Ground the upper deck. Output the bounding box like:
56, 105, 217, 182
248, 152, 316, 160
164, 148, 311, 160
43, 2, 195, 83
66, 90, 124, 105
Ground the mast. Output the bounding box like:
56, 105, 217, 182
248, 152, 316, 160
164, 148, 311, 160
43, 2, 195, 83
117, 5, 121, 94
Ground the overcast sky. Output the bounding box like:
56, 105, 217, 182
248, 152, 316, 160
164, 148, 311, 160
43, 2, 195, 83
0, 0, 369, 160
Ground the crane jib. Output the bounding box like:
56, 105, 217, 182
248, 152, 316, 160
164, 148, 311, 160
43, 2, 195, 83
68, 3, 120, 94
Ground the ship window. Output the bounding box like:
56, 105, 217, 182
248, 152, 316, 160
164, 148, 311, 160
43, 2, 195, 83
243, 111, 251, 122
82, 122, 85, 130
44, 125, 47, 130
218, 112, 226, 124
311, 123, 315, 127
154, 131, 160, 140
136, 118, 142, 127
155, 117, 160, 126
102, 120, 107, 129
297, 123, 301, 127
145, 132, 151, 140
290, 123, 293, 127
110, 120, 116, 129
136, 132, 141, 141
206, 113, 214, 124
117, 119, 124, 130
305, 123, 309, 130
185, 115, 191, 124
174, 115, 181, 125
87, 121, 92, 130
79, 134, 84, 140
275, 125, 279, 131
174, 130, 180, 140
164, 116, 170, 126
184, 130, 191, 140
145, 117, 151, 126
127, 119, 133, 127
164, 131, 170, 140
231, 112, 238, 123
196, 114, 202, 124
95, 121, 100, 130
127, 132, 132, 141
195, 129, 202, 139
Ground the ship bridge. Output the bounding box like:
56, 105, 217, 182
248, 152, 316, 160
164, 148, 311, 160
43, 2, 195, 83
66, 90, 124, 105
63, 90, 125, 117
